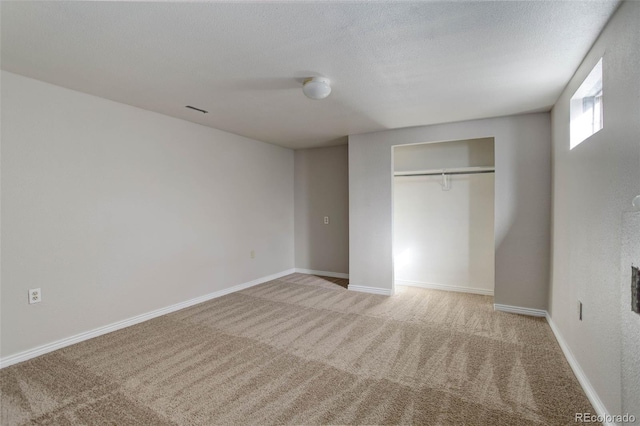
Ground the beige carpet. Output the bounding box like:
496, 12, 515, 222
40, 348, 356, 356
1, 273, 593, 425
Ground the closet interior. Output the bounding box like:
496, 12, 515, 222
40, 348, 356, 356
393, 137, 496, 295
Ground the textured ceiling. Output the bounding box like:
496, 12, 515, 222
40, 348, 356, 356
1, 1, 619, 149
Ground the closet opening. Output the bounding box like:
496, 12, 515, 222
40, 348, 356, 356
392, 137, 495, 296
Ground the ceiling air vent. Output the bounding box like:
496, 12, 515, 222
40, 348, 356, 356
185, 105, 208, 114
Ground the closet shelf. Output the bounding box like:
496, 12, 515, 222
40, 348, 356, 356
394, 166, 495, 177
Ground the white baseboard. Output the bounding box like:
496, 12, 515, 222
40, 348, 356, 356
396, 279, 494, 296
347, 284, 393, 296
493, 304, 547, 317
1, 269, 614, 426
294, 268, 349, 279
0, 268, 296, 370
545, 314, 614, 426
494, 305, 613, 424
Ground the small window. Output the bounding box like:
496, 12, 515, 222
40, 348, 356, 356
570, 58, 603, 149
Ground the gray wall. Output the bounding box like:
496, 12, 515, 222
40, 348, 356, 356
621, 213, 640, 420
294, 145, 349, 274
1, 71, 295, 358
549, 0, 640, 416
349, 113, 551, 309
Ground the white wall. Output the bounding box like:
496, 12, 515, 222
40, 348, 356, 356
549, 0, 640, 416
393, 137, 495, 172
349, 113, 551, 309
294, 145, 349, 274
0, 71, 295, 358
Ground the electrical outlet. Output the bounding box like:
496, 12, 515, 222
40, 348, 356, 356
323, 216, 330, 225
29, 288, 42, 304
578, 300, 583, 321
250, 250, 255, 259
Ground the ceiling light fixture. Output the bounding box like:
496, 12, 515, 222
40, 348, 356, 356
302, 77, 331, 100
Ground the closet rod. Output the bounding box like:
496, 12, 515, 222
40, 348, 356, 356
395, 170, 495, 177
